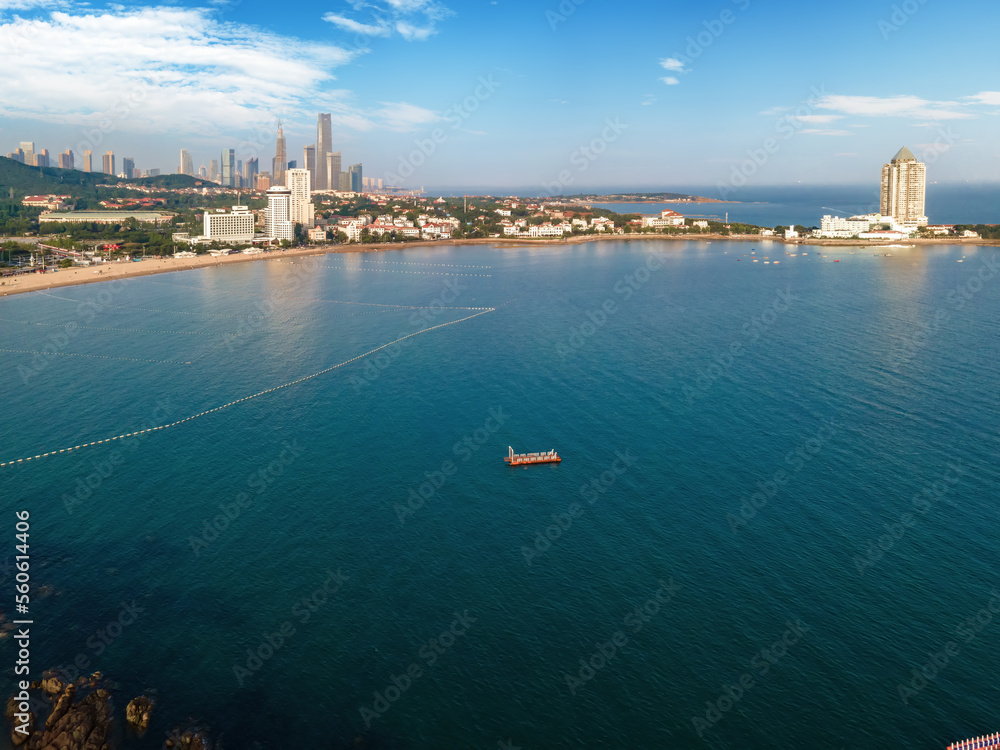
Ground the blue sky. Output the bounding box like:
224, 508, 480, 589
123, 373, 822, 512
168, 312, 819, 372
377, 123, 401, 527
1, 0, 998, 194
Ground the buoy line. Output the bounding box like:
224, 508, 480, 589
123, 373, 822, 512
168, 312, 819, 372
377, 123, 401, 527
138, 279, 492, 310
0, 308, 496, 469
309, 264, 492, 278
0, 348, 192, 365
0, 317, 232, 336
355, 259, 492, 270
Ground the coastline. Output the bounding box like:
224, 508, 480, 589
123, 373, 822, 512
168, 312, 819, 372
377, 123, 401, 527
2, 234, 997, 299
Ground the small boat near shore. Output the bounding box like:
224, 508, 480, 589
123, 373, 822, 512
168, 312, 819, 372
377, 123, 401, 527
505, 446, 561, 466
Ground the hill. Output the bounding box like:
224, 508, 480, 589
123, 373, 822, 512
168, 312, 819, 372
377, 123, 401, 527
0, 156, 113, 199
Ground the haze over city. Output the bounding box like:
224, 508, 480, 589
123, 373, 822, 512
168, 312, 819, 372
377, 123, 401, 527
2, 0, 999, 190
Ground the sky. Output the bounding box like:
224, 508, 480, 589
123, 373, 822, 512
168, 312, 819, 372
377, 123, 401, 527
1, 0, 998, 195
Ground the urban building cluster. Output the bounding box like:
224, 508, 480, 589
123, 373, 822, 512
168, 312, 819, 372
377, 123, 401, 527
810, 146, 974, 239
5, 141, 160, 178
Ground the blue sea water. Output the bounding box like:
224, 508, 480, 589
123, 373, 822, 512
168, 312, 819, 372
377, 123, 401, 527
1, 240, 1000, 749
587, 183, 1000, 227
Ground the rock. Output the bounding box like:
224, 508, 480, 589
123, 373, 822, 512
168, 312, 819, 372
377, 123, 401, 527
126, 696, 154, 735
164, 724, 213, 750
40, 677, 64, 697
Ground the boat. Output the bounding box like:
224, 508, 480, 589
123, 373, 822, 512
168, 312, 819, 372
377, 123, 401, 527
505, 446, 561, 466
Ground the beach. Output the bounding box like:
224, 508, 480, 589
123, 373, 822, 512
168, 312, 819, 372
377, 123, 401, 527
2, 234, 996, 298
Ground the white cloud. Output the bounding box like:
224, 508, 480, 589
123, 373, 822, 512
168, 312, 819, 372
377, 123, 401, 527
814, 94, 973, 121
966, 91, 1000, 106
321, 13, 390, 37
800, 129, 854, 136
0, 0, 66, 10
791, 114, 843, 124
0, 6, 363, 137
374, 101, 440, 131
641, 94, 656, 106
322, 0, 452, 42
660, 76, 680, 86
659, 57, 687, 73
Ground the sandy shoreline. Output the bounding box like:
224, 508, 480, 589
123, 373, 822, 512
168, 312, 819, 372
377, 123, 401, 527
2, 234, 997, 298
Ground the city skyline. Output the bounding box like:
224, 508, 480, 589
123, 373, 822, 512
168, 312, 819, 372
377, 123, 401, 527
1, 0, 998, 190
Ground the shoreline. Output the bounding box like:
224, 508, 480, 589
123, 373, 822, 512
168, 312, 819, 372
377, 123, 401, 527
2, 234, 997, 298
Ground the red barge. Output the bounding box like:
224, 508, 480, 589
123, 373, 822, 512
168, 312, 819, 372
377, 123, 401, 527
504, 446, 561, 466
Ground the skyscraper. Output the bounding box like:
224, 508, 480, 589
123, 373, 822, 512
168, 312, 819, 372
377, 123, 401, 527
273, 121, 287, 187
303, 145, 316, 188
221, 148, 236, 188
102, 151, 115, 175
209, 159, 219, 182
179, 149, 193, 176
83, 150, 92, 172
19, 142, 35, 166
35, 149, 49, 168
244, 157, 259, 187
326, 151, 342, 193
348, 163, 363, 193
880, 146, 927, 227
316, 113, 332, 190
264, 186, 294, 241
122, 157, 135, 178
59, 150, 74, 170
286, 168, 315, 229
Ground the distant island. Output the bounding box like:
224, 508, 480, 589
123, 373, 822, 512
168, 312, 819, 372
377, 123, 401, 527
552, 192, 734, 204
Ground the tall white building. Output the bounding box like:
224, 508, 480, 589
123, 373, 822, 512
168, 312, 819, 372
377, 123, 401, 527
880, 146, 927, 227
204, 205, 255, 243
179, 149, 193, 176
286, 168, 315, 229
265, 186, 294, 241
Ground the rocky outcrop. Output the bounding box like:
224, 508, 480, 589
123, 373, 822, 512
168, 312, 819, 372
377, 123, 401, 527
6, 672, 113, 750
163, 725, 214, 749
125, 696, 153, 736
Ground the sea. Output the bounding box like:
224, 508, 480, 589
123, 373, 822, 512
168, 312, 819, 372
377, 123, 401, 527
2, 239, 999, 749
439, 183, 1000, 228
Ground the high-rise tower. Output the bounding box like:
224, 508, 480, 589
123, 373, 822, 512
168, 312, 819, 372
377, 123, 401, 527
287, 168, 315, 228
265, 186, 294, 241
273, 121, 287, 187
179, 149, 193, 176
880, 146, 927, 227
102, 151, 115, 175
316, 113, 332, 190
221, 148, 236, 188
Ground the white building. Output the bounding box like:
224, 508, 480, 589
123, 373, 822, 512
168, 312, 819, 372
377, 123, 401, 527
265, 186, 294, 241
815, 213, 915, 239
287, 168, 315, 229
641, 209, 686, 229
880, 146, 928, 227
204, 205, 255, 244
